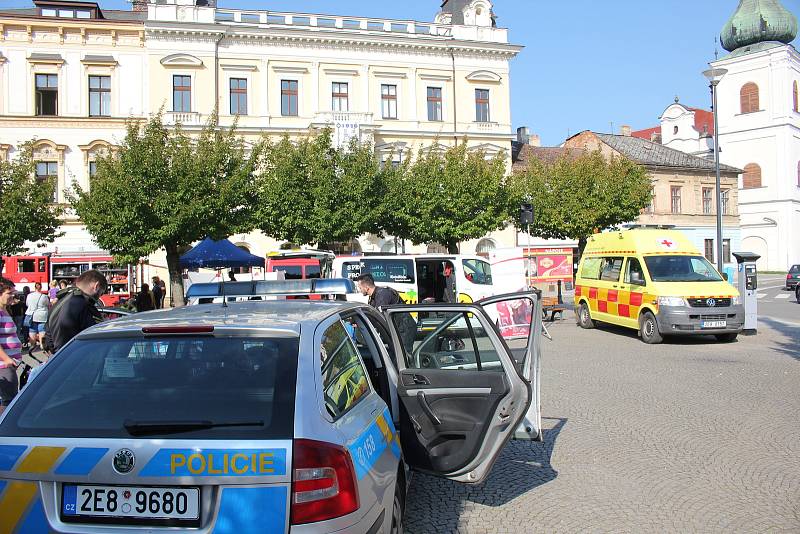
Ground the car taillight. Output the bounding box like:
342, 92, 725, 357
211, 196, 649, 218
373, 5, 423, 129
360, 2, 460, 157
290, 439, 359, 525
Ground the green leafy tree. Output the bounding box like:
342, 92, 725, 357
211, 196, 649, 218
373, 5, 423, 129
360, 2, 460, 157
507, 151, 652, 252
255, 130, 384, 246
383, 143, 509, 253
0, 142, 63, 271
71, 113, 262, 306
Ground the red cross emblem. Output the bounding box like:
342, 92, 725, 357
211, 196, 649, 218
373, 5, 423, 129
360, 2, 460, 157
661, 239, 673, 247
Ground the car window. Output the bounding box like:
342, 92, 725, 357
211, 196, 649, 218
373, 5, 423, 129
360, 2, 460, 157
600, 257, 624, 282
341, 261, 362, 281
394, 311, 502, 371
363, 259, 415, 284
624, 257, 646, 285
0, 336, 299, 439
462, 259, 493, 285
274, 265, 303, 280
789, 265, 800, 274
644, 255, 723, 282
580, 257, 602, 280
305, 264, 321, 279
321, 321, 371, 418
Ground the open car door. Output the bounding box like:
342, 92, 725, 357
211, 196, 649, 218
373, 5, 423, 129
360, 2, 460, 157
383, 293, 540, 484
478, 291, 543, 441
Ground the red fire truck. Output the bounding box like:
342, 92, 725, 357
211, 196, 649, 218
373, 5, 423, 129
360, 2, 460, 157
2, 253, 132, 306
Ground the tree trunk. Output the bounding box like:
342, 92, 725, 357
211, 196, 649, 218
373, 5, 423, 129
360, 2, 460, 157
446, 241, 459, 254
165, 243, 186, 308
0, 257, 5, 275
577, 236, 589, 262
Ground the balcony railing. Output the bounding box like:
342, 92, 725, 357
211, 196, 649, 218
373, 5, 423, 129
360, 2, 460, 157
163, 111, 202, 126
213, 10, 453, 38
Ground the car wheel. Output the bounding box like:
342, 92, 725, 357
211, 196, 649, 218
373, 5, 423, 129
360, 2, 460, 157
639, 311, 663, 344
390, 481, 404, 534
715, 333, 738, 342
577, 301, 595, 329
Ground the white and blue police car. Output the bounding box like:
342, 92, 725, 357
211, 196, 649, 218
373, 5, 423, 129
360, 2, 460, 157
0, 291, 543, 533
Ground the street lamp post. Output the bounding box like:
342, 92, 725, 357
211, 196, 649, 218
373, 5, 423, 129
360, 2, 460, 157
703, 67, 728, 275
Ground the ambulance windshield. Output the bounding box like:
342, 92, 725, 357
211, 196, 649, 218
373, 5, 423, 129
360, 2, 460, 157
644, 255, 723, 283
0, 336, 299, 439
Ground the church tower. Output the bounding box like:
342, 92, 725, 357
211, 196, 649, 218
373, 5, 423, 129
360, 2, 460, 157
711, 0, 799, 270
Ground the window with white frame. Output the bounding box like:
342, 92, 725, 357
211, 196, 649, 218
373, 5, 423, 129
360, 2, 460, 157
702, 187, 712, 215
381, 84, 397, 119
670, 186, 681, 214
332, 82, 349, 112
35, 74, 58, 116
89, 75, 111, 117
720, 189, 730, 215
427, 87, 442, 121
36, 161, 58, 202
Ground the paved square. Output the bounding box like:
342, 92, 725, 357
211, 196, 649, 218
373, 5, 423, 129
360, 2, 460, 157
405, 315, 800, 533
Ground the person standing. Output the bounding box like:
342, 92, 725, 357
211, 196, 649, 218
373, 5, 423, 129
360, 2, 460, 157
135, 283, 155, 313
151, 276, 164, 309
442, 262, 457, 303
0, 277, 23, 414
45, 270, 107, 353
355, 273, 416, 355
8, 291, 24, 341
24, 282, 49, 356
19, 286, 30, 348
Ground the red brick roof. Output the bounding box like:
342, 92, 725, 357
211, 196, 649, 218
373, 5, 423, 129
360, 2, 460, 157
631, 126, 660, 140
512, 145, 584, 171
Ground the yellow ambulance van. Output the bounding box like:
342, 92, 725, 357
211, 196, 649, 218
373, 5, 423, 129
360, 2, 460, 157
574, 228, 743, 344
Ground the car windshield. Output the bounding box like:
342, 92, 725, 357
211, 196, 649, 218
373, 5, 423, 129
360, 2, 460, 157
462, 259, 493, 285
0, 335, 298, 439
790, 265, 800, 274
644, 255, 723, 282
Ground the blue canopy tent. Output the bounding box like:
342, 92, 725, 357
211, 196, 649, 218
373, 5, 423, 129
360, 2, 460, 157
179, 237, 265, 270
180, 238, 266, 306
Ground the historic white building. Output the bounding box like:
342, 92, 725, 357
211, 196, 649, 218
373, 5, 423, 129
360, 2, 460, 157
0, 0, 147, 253
0, 0, 524, 268
709, 0, 800, 271
632, 100, 715, 158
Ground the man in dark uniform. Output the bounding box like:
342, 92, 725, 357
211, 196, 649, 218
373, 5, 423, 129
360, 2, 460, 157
442, 262, 457, 303
45, 270, 108, 353
355, 273, 416, 355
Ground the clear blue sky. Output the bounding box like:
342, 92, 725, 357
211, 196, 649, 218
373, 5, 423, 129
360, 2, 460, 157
5, 0, 800, 145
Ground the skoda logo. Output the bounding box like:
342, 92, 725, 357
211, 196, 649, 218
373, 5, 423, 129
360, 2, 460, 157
113, 449, 135, 474
706, 298, 716, 307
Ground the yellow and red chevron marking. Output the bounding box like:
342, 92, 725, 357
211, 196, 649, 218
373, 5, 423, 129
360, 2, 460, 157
575, 285, 655, 319
0, 446, 66, 534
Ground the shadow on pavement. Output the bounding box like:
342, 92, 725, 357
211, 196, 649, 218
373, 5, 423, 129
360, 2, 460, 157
585, 319, 749, 346
404, 417, 567, 533
759, 317, 800, 362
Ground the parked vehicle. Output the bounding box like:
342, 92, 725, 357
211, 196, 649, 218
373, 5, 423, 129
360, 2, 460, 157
0, 292, 543, 533
332, 254, 495, 304
266, 249, 335, 280
785, 264, 800, 290
574, 228, 743, 344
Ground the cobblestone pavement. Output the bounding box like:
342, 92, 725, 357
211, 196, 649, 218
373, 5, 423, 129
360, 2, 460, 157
404, 315, 800, 533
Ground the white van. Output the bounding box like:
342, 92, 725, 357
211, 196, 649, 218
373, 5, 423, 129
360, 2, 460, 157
331, 254, 496, 304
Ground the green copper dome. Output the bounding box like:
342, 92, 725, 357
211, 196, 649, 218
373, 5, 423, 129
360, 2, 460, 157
721, 0, 797, 53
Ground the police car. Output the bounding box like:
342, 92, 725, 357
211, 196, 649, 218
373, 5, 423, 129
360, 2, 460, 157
0, 291, 543, 533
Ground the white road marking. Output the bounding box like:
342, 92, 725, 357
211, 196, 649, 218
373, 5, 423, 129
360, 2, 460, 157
775, 294, 790, 300
759, 284, 789, 290
757, 293, 767, 299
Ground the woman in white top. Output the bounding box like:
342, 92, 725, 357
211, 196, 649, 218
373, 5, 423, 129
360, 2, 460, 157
24, 281, 49, 356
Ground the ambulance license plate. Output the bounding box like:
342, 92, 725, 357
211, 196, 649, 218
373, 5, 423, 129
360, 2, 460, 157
62, 485, 199, 520
701, 321, 726, 329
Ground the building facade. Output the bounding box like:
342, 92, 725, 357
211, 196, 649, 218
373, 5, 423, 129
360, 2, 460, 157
631, 100, 715, 158
708, 0, 799, 271
564, 130, 742, 271
0, 0, 523, 276
0, 0, 147, 252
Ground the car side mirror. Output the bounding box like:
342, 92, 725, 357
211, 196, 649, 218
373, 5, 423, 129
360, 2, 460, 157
722, 272, 729, 281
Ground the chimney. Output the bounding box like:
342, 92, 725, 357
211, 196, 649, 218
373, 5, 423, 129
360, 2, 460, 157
132, 0, 147, 11
528, 134, 541, 147
620, 125, 632, 137
517, 126, 530, 145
